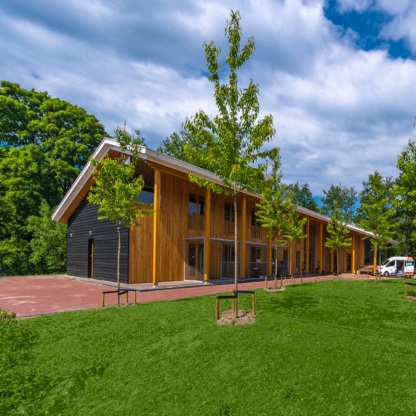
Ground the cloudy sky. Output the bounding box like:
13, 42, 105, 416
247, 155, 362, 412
1, 0, 415, 195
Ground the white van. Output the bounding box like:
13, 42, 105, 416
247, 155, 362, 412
377, 256, 414, 277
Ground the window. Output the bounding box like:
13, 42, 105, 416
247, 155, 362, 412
223, 244, 235, 262
251, 210, 261, 226
250, 247, 262, 263
188, 192, 205, 230
224, 203, 235, 221
189, 193, 204, 215
136, 188, 154, 204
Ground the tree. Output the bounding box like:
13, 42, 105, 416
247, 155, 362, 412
27, 201, 67, 274
87, 127, 152, 295
157, 131, 188, 162
278, 194, 307, 277
255, 148, 286, 282
181, 11, 275, 316
0, 81, 106, 275
357, 171, 395, 271
320, 183, 357, 224
394, 139, 416, 258
325, 206, 352, 275
286, 182, 319, 212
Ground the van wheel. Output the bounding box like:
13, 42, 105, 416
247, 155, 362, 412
384, 271, 389, 277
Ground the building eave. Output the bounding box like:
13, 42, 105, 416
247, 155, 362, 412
52, 138, 374, 237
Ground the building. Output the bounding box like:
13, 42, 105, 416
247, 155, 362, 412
52, 138, 372, 284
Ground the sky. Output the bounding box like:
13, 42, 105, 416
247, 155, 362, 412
1, 0, 415, 196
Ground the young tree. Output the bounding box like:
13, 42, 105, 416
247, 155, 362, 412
88, 127, 152, 295
325, 206, 352, 275
181, 11, 276, 315
357, 171, 395, 272
255, 148, 285, 282
320, 183, 357, 224
278, 195, 307, 277
286, 182, 319, 212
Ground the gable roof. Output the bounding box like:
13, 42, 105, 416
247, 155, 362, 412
51, 138, 373, 237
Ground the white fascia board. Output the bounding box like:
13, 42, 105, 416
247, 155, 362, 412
140, 147, 224, 187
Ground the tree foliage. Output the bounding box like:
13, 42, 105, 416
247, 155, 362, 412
0, 81, 107, 275
325, 207, 352, 274
357, 171, 395, 264
180, 11, 275, 306
255, 148, 285, 276
320, 183, 357, 224
286, 182, 319, 212
277, 194, 307, 276
27, 200, 67, 274
88, 127, 152, 289
394, 138, 416, 257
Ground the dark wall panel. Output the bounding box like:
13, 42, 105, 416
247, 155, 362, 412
67, 199, 129, 283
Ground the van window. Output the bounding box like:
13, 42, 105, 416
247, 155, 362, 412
387, 261, 395, 267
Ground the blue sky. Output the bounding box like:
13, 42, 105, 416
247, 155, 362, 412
1, 0, 415, 195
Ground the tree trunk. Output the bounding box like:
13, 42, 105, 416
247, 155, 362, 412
234, 191, 238, 317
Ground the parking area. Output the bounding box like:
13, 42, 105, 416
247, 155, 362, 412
0, 273, 366, 318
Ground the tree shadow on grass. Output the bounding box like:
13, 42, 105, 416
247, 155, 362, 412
266, 294, 319, 313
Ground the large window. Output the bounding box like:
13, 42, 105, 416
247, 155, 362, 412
223, 244, 235, 262
188, 193, 205, 230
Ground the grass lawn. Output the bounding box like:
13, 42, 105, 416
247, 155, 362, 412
2, 279, 416, 415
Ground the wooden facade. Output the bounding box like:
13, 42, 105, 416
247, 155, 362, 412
53, 139, 373, 284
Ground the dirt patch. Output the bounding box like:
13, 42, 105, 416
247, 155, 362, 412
265, 286, 286, 292
217, 309, 256, 325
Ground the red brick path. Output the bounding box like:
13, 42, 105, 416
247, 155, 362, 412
0, 274, 369, 318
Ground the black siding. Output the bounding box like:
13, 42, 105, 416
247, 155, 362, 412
67, 199, 129, 283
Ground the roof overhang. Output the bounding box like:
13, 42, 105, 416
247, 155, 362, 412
51, 138, 374, 238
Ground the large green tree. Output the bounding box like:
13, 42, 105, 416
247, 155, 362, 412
181, 11, 275, 315
286, 182, 319, 212
320, 183, 358, 224
88, 128, 152, 294
394, 138, 416, 257
0, 81, 107, 275
357, 171, 395, 270
27, 200, 67, 274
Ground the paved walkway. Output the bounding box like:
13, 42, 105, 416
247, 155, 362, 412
0, 273, 370, 318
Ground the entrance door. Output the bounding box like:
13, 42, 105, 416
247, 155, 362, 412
88, 239, 94, 278
186, 242, 204, 280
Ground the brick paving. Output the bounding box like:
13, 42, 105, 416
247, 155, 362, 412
0, 273, 370, 318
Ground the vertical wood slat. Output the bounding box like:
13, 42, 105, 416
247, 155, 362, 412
241, 197, 247, 279
204, 188, 211, 282
152, 169, 161, 286
352, 233, 356, 273
306, 218, 310, 273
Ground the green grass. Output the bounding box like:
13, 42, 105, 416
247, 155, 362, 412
3, 279, 416, 415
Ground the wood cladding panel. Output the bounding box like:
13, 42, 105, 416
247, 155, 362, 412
157, 173, 189, 281
67, 199, 129, 282
129, 210, 154, 283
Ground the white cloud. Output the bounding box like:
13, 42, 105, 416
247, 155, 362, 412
0, 0, 415, 196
